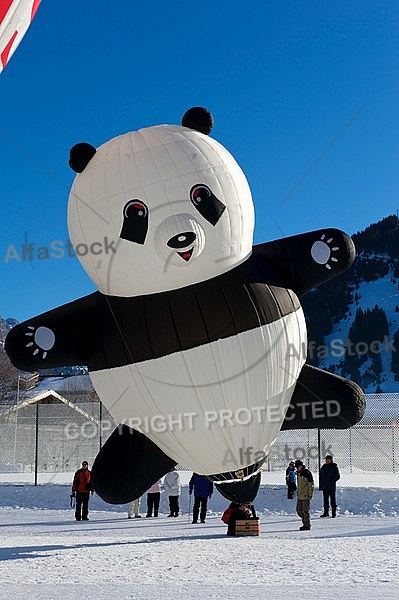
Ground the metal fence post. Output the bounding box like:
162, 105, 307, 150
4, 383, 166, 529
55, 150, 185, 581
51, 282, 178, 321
99, 401, 103, 451
349, 428, 352, 473
317, 428, 321, 474
392, 426, 395, 473
34, 402, 39, 486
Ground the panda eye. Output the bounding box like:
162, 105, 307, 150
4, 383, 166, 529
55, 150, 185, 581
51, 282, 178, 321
124, 200, 148, 220
191, 184, 211, 206
190, 184, 226, 226
120, 200, 149, 244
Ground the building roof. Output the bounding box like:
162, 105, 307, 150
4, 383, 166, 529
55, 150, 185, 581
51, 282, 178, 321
0, 389, 100, 424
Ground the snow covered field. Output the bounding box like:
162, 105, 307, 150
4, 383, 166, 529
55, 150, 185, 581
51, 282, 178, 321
0, 472, 398, 600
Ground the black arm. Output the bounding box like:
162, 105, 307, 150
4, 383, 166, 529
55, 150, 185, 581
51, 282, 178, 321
5, 292, 99, 372
253, 228, 356, 297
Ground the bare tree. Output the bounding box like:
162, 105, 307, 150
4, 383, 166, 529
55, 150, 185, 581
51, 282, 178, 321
0, 349, 19, 404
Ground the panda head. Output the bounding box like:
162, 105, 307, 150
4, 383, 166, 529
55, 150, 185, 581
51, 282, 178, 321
67, 107, 255, 297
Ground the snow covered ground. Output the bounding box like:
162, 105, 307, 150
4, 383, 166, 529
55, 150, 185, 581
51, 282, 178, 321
0, 471, 398, 599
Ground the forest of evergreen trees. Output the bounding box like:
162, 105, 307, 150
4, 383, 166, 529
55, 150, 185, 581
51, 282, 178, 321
302, 214, 399, 391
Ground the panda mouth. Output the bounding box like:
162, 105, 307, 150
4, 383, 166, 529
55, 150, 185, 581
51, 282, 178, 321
177, 248, 194, 262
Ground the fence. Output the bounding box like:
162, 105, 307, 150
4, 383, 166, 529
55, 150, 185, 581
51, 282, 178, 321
0, 393, 398, 480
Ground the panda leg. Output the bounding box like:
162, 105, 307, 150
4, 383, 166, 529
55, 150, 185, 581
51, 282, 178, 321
281, 363, 365, 430
91, 425, 176, 504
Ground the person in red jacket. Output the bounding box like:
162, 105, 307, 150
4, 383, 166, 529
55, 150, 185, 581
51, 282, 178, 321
71, 461, 94, 521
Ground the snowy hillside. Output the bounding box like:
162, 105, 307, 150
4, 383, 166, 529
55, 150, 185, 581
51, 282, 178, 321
303, 215, 399, 393
320, 270, 399, 392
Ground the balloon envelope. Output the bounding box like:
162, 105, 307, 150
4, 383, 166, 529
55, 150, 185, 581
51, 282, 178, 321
4, 109, 365, 504
0, 0, 40, 73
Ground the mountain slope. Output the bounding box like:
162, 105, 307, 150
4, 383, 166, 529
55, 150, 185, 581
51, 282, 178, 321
302, 214, 399, 393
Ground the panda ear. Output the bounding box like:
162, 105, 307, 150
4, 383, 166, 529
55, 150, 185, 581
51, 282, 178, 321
69, 142, 97, 173
181, 107, 214, 135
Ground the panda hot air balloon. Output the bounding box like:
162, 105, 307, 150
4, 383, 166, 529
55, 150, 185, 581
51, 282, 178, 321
5, 108, 365, 504
0, 0, 40, 73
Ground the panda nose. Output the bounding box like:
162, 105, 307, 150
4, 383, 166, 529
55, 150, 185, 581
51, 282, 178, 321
167, 232, 196, 249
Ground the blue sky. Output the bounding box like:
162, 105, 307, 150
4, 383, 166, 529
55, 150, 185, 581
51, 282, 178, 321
0, 0, 398, 322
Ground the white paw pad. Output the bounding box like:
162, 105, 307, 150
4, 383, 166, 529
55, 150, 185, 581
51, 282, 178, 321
310, 234, 339, 270
25, 326, 55, 359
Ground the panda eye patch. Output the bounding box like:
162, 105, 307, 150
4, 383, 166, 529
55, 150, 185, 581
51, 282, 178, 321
190, 184, 226, 226
120, 200, 149, 244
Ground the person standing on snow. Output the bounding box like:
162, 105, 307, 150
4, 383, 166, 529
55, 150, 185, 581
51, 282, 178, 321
163, 466, 181, 517
295, 459, 314, 531
189, 473, 213, 524
319, 454, 340, 518
146, 479, 162, 517
285, 461, 297, 499
127, 496, 142, 518
71, 460, 94, 521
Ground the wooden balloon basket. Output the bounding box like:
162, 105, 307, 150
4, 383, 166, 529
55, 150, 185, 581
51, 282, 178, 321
234, 517, 260, 536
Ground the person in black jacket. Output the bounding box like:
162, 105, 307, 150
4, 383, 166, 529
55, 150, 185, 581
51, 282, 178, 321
319, 454, 340, 518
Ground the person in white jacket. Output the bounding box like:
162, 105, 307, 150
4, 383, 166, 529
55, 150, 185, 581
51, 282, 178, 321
163, 467, 181, 517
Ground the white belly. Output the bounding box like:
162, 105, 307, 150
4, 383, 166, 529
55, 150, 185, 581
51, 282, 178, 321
90, 309, 307, 474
